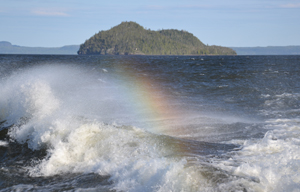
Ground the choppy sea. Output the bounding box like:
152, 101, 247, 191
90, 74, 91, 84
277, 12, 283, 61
0, 54, 300, 191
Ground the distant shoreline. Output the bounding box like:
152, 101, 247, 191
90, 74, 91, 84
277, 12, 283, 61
0, 41, 79, 55
0, 53, 236, 56
1, 41, 300, 55
230, 46, 300, 55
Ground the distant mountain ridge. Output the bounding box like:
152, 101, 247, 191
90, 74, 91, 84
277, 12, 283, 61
0, 41, 79, 55
78, 21, 236, 55
231, 46, 300, 55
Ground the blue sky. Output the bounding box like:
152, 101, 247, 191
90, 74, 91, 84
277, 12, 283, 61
1, 0, 299, 47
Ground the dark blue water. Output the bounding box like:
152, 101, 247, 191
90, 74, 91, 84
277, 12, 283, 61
0, 55, 300, 191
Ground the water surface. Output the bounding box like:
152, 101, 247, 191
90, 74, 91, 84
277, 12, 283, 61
0, 55, 300, 191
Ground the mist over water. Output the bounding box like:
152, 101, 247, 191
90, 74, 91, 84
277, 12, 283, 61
0, 55, 300, 191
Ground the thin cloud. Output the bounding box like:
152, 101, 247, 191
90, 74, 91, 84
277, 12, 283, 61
31, 8, 69, 16
146, 5, 164, 10
146, 4, 211, 10
177, 4, 212, 9
280, 3, 300, 8
141, 4, 212, 13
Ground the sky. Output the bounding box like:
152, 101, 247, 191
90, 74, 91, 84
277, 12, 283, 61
1, 0, 299, 47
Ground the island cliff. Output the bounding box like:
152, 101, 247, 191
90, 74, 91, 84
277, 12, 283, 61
77, 22, 236, 55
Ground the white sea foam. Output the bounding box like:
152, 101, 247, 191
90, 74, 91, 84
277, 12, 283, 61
1, 65, 214, 191
0, 140, 8, 146
2, 64, 300, 191
216, 118, 300, 191
26, 121, 211, 191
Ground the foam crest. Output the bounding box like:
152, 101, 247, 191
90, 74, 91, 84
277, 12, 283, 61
29, 120, 212, 191
216, 119, 300, 191
9, 113, 209, 191
1, 64, 214, 191
0, 140, 8, 146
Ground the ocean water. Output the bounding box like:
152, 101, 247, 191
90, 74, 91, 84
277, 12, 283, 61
0, 54, 300, 191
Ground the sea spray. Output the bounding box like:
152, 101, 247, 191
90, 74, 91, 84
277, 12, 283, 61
1, 55, 300, 191
1, 64, 212, 191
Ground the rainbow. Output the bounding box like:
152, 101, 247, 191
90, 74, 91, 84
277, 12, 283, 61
115, 67, 198, 156
115, 65, 181, 134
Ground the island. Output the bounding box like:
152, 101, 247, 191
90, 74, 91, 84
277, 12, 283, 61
77, 22, 236, 56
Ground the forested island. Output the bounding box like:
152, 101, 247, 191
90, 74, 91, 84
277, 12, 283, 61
77, 22, 236, 55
